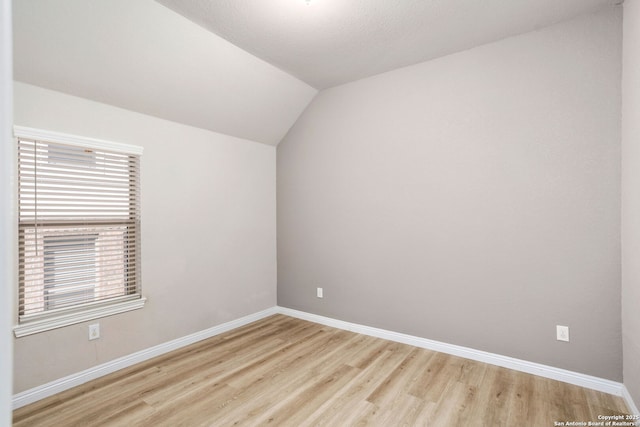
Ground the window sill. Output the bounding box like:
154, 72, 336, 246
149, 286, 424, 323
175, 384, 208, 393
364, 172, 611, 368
14, 297, 147, 337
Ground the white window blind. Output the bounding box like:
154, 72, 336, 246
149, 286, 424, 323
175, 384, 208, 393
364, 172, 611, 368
17, 131, 142, 326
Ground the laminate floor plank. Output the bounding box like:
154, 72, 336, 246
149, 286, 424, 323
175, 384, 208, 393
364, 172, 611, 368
302, 343, 412, 427
376, 393, 427, 427
204, 330, 361, 425
425, 380, 476, 427
88, 400, 157, 427
409, 353, 462, 403
251, 364, 360, 426
480, 365, 514, 426
13, 314, 631, 426
506, 369, 535, 425
366, 347, 430, 407
333, 400, 383, 427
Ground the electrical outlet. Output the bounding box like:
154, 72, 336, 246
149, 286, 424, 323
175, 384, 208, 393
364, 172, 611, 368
556, 325, 569, 342
317, 287, 323, 298
89, 323, 100, 341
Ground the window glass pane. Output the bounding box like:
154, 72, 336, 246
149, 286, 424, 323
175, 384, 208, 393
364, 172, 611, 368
43, 233, 97, 311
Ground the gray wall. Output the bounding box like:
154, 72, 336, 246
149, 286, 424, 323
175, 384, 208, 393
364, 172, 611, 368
13, 82, 277, 393
277, 8, 623, 381
622, 0, 640, 408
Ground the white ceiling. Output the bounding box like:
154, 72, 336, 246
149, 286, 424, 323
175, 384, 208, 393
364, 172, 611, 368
13, 0, 316, 146
157, 0, 616, 90
14, 0, 618, 145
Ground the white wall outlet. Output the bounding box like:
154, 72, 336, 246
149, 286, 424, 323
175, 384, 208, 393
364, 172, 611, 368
89, 323, 100, 340
556, 325, 569, 342
316, 287, 323, 298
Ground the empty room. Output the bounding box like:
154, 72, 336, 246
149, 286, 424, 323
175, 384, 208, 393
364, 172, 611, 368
1, 0, 640, 425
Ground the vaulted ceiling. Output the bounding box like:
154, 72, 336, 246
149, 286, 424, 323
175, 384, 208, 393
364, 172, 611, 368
157, 0, 615, 90
13, 0, 317, 146
13, 0, 616, 145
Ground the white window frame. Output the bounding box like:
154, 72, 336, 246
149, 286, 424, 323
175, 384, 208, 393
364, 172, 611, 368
13, 126, 145, 337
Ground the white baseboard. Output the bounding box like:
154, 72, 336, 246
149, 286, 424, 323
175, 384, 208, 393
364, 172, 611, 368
13, 305, 639, 415
12, 307, 278, 409
276, 307, 627, 399
623, 385, 640, 416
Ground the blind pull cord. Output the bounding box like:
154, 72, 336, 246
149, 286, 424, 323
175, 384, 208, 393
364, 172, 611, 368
34, 141, 39, 257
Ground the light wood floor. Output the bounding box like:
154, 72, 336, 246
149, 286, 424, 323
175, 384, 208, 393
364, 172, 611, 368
14, 315, 629, 426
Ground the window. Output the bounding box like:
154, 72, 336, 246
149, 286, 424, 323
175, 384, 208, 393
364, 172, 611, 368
14, 126, 144, 337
